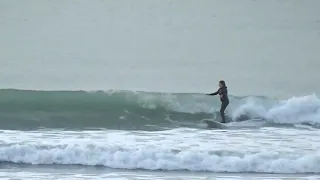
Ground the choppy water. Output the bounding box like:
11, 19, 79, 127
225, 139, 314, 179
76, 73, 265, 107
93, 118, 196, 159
1, 0, 320, 179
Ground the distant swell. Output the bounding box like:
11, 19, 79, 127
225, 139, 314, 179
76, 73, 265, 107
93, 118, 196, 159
0, 89, 320, 130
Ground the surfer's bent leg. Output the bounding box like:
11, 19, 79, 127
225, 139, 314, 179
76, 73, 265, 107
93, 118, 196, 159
220, 101, 229, 123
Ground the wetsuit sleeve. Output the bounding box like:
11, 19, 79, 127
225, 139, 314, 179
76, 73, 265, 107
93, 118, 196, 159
207, 89, 219, 96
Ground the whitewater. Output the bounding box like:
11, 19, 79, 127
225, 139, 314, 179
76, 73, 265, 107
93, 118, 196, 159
1, 0, 320, 179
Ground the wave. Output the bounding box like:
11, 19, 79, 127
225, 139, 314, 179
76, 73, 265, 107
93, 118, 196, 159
0, 142, 319, 173
0, 89, 319, 130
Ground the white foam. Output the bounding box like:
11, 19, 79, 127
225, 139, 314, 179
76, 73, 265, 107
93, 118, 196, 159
0, 142, 319, 173
231, 94, 320, 125
1, 127, 320, 174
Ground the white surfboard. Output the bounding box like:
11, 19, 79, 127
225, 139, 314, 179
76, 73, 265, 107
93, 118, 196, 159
201, 119, 228, 129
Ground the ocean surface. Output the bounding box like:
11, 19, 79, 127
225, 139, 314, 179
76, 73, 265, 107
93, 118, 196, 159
1, 0, 320, 180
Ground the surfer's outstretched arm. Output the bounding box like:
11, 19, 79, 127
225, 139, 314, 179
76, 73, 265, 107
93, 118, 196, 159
206, 90, 219, 96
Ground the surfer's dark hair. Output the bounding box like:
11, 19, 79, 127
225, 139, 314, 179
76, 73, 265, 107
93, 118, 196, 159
219, 80, 226, 87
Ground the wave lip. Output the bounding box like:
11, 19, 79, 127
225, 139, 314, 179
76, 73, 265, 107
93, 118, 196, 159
0, 143, 319, 174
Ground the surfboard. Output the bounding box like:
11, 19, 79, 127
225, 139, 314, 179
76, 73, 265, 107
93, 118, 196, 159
210, 111, 233, 123
201, 119, 227, 129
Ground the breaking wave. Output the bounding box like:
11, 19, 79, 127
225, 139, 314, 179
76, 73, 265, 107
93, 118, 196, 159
0, 89, 319, 130
0, 141, 319, 173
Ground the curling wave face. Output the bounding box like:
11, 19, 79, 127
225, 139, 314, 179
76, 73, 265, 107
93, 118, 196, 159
0, 89, 319, 130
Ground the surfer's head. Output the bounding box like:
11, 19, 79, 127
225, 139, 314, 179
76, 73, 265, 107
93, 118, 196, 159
219, 80, 226, 88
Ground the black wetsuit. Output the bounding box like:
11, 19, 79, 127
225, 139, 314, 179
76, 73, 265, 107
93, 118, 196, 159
207, 86, 229, 123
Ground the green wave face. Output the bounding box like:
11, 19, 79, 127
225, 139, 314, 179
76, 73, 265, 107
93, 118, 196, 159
0, 89, 318, 130
0, 89, 225, 130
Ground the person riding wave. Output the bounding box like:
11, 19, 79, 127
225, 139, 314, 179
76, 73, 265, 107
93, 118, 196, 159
206, 80, 229, 123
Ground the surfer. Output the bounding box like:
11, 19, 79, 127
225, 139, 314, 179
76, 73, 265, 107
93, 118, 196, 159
206, 80, 229, 123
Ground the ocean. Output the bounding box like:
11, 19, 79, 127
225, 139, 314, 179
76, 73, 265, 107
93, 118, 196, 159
1, 0, 320, 179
